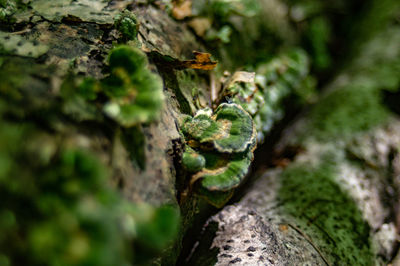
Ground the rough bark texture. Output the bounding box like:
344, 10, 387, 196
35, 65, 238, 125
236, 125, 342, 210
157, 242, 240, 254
1, 1, 400, 265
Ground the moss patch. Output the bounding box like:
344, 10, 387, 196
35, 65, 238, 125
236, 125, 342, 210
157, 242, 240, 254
279, 159, 374, 265
309, 86, 389, 140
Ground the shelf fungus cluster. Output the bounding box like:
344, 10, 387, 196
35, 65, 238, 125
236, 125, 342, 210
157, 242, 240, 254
219, 49, 314, 141
181, 103, 256, 207
102, 46, 164, 127
78, 45, 164, 127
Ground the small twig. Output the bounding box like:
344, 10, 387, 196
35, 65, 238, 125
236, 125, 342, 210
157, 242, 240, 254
287, 223, 332, 266
10, 27, 31, 35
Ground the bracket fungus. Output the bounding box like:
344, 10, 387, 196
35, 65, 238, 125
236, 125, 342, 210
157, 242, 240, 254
101, 46, 164, 127
182, 103, 256, 153
71, 46, 163, 127
220, 49, 315, 142
181, 103, 256, 206
182, 146, 206, 173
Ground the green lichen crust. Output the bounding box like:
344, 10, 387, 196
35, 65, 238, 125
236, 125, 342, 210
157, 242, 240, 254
102, 46, 164, 127
278, 159, 374, 265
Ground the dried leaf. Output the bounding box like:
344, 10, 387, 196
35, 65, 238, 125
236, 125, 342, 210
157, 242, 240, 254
172, 0, 192, 20
220, 71, 256, 99
181, 51, 217, 70
224, 71, 255, 88
187, 17, 212, 37
150, 50, 217, 70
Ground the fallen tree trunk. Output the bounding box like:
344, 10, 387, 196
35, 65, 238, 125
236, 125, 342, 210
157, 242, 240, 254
1, 1, 399, 265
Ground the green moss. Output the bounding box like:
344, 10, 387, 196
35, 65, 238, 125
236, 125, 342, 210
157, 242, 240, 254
201, 0, 260, 19
310, 86, 389, 140
114, 10, 139, 42
0, 95, 179, 265
279, 159, 374, 265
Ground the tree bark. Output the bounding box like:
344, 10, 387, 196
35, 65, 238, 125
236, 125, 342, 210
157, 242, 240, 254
1, 1, 399, 265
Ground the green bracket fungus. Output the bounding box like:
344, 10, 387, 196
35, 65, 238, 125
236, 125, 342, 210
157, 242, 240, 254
75, 45, 164, 127
180, 103, 256, 207
103, 46, 164, 127
212, 103, 256, 153
114, 10, 139, 42
182, 146, 206, 173
220, 50, 315, 142
195, 151, 254, 192
182, 103, 256, 153
219, 71, 264, 117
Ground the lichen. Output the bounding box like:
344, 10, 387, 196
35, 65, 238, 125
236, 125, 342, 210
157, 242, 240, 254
30, 0, 124, 24
278, 157, 374, 265
0, 31, 49, 58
